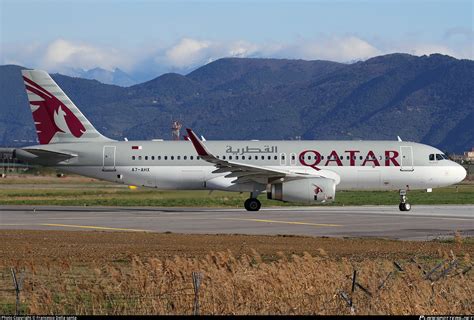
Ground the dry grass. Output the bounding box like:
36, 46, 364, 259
2, 250, 472, 315
0, 231, 472, 315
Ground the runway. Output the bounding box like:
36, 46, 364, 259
0, 205, 472, 240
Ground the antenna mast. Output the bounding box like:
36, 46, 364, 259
171, 120, 182, 140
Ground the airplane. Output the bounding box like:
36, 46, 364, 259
14, 70, 467, 211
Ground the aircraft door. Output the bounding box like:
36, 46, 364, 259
280, 153, 287, 166
400, 146, 414, 171
103, 146, 116, 171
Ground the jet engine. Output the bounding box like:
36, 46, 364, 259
267, 177, 336, 204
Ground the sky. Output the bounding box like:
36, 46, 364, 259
1, 0, 473, 81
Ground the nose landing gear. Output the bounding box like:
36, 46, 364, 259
399, 189, 411, 211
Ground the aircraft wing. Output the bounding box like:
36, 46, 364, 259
186, 128, 338, 184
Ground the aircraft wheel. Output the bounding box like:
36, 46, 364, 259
245, 198, 261, 211
244, 199, 250, 210
399, 203, 411, 211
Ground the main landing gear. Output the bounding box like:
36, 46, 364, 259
244, 198, 261, 211
244, 191, 262, 211
399, 189, 411, 212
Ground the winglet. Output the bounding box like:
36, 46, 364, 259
186, 128, 210, 156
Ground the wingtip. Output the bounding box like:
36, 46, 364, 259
186, 128, 208, 156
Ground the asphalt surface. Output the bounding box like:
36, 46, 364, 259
0, 205, 472, 240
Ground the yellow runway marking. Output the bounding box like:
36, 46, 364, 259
219, 218, 342, 227
40, 223, 150, 232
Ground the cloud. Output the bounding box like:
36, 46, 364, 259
164, 38, 212, 68
2, 33, 472, 82
159, 36, 380, 72
162, 38, 260, 69
275, 36, 381, 61
41, 39, 132, 72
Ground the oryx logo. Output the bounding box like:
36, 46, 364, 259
313, 184, 323, 201
23, 76, 85, 144
313, 185, 323, 195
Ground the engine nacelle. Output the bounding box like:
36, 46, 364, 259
267, 177, 336, 204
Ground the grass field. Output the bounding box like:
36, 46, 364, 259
0, 230, 472, 315
1, 174, 473, 207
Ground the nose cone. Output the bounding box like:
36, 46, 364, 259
452, 162, 467, 184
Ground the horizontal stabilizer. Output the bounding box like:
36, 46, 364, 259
22, 148, 77, 162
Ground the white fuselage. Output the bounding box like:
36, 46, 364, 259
39, 139, 466, 193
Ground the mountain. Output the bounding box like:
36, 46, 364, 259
63, 67, 137, 86
0, 54, 472, 153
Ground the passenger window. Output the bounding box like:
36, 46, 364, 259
197, 156, 200, 160
307, 155, 312, 160
229, 156, 233, 160
340, 156, 343, 160
190, 156, 194, 160
138, 156, 142, 160
274, 155, 278, 160
184, 156, 187, 160
291, 155, 295, 160
145, 156, 148, 160
164, 156, 167, 160
359, 156, 363, 160
171, 156, 174, 160
436, 154, 443, 161
236, 156, 239, 160
158, 156, 161, 160
223, 156, 226, 160
132, 156, 135, 160
261, 155, 265, 160
177, 156, 180, 160
152, 156, 155, 160
242, 155, 246, 160
281, 155, 285, 160
255, 156, 258, 160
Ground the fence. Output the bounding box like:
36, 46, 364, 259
0, 250, 472, 315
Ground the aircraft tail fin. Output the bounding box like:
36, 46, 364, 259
21, 70, 112, 144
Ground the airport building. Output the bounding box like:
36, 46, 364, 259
0, 147, 29, 175
464, 147, 474, 162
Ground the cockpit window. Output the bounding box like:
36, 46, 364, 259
430, 153, 449, 161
